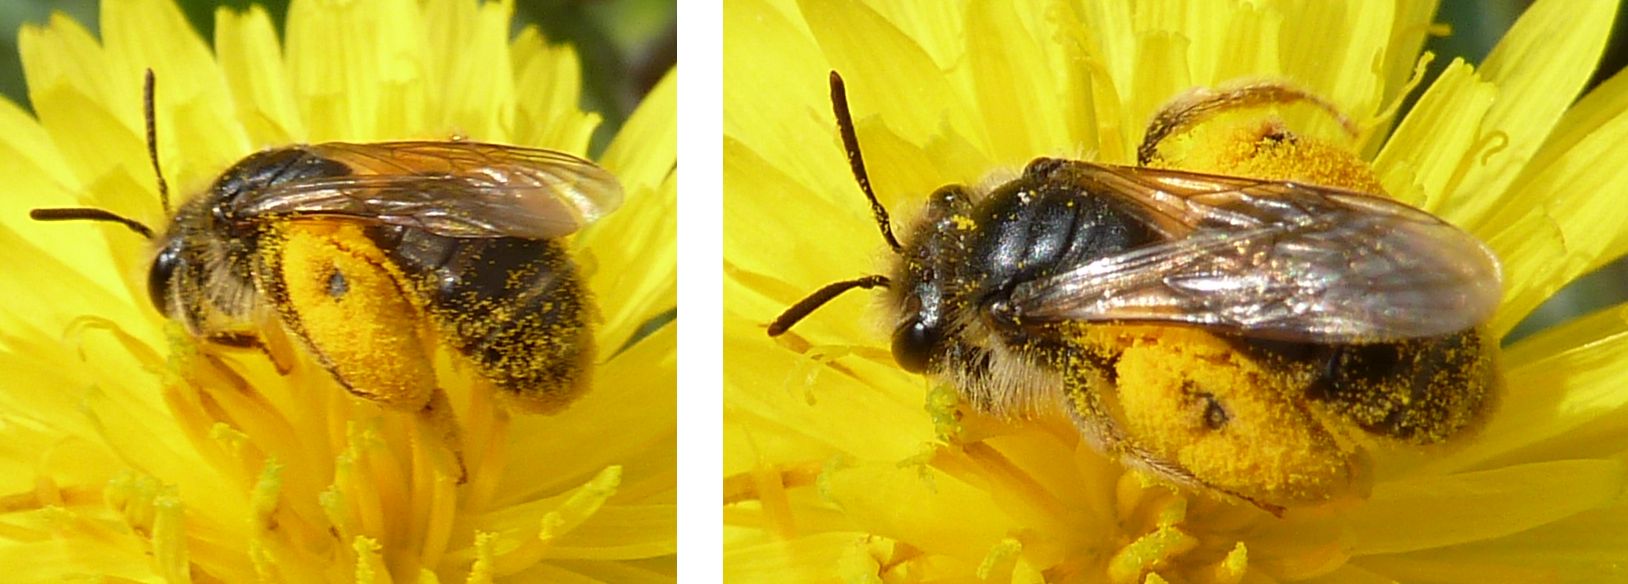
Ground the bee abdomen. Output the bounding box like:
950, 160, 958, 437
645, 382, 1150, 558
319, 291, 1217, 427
371, 226, 594, 413
1302, 329, 1499, 443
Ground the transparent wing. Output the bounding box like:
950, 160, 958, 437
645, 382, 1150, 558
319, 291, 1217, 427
231, 141, 623, 238
1009, 163, 1503, 342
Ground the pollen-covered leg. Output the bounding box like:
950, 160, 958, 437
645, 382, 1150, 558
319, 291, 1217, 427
1139, 82, 1358, 166
260, 222, 438, 410
194, 319, 299, 375
1057, 324, 1366, 509
255, 320, 299, 374
1137, 82, 1387, 194
415, 387, 469, 483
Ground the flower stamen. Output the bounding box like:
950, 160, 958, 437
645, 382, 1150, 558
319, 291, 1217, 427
353, 535, 388, 584
1107, 524, 1199, 584
0, 483, 98, 513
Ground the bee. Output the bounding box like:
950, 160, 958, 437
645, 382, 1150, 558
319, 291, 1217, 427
769, 71, 1503, 513
31, 71, 620, 422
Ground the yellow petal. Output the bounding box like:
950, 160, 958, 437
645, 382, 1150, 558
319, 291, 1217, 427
821, 460, 1017, 561
1479, 68, 1628, 333
537, 504, 677, 560
103, 0, 248, 190
1207, 3, 1283, 85
1355, 502, 1628, 582
510, 553, 674, 582
1379, 0, 1441, 103
725, 532, 875, 582
1135, 0, 1283, 87
510, 28, 599, 154
1312, 562, 1414, 584
1372, 59, 1495, 210
722, 139, 878, 309
1083, 0, 1136, 98
601, 68, 676, 197
0, 99, 129, 295
964, 0, 1063, 164
723, 0, 832, 186
1127, 30, 1191, 149
286, 0, 428, 140
1276, 0, 1391, 121
1422, 302, 1628, 473
214, 5, 305, 146
581, 170, 676, 349
1349, 459, 1625, 555
0, 537, 155, 581
502, 326, 675, 499
724, 314, 927, 466
423, 0, 516, 141
0, 96, 76, 197
799, 0, 978, 150
18, 16, 156, 217
867, 2, 963, 70
0, 226, 148, 335
1440, 0, 1617, 226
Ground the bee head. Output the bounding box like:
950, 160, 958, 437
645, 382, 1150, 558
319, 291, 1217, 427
887, 184, 975, 373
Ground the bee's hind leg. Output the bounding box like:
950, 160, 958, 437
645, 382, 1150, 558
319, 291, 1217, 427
414, 387, 468, 484
1139, 82, 1358, 165
202, 327, 297, 375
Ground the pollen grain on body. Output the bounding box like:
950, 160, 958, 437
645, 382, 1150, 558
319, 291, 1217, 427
1060, 324, 1359, 507
276, 222, 437, 408
1148, 116, 1386, 194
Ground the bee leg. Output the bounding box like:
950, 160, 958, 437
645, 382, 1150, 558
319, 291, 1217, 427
202, 331, 262, 348
1056, 351, 1138, 460
1057, 351, 1282, 513
1060, 369, 1287, 516
199, 329, 298, 375
1139, 82, 1358, 165
256, 323, 299, 375
414, 387, 468, 484
199, 331, 279, 369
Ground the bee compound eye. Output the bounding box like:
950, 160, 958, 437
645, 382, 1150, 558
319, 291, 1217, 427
147, 241, 182, 316
892, 319, 941, 373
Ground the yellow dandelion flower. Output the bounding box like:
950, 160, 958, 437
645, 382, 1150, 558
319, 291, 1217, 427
1, 0, 675, 581
725, 0, 1628, 581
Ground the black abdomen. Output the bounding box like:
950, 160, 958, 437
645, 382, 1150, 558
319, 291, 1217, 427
1239, 329, 1498, 443
369, 225, 593, 413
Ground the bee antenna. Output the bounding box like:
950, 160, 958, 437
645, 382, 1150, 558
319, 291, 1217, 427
29, 208, 155, 239
829, 71, 903, 254
26, 71, 168, 241
144, 69, 172, 215
767, 274, 891, 337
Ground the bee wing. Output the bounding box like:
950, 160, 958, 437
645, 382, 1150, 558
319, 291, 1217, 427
231, 141, 622, 238
1009, 164, 1502, 342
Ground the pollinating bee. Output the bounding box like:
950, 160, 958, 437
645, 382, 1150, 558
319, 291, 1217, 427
31, 72, 620, 431
769, 71, 1503, 513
